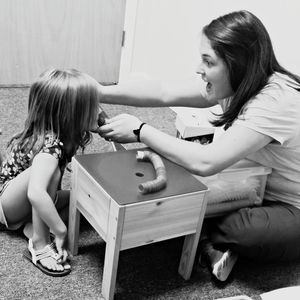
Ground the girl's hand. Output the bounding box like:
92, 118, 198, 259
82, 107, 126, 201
54, 232, 68, 263
98, 113, 144, 143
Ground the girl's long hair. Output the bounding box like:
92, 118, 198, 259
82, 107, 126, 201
9, 68, 100, 159
203, 10, 300, 129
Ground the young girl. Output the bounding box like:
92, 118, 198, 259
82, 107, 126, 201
0, 68, 101, 276
97, 10, 300, 282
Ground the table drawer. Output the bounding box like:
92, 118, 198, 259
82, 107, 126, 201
120, 192, 206, 250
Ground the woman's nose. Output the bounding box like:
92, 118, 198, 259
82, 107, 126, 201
196, 63, 204, 75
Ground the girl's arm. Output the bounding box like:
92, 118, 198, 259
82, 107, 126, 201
99, 114, 272, 176
27, 153, 66, 237
101, 77, 218, 108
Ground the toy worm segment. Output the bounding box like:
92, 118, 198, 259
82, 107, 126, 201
136, 150, 167, 194
97, 110, 107, 127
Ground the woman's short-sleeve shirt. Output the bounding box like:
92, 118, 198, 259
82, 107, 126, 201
232, 73, 300, 207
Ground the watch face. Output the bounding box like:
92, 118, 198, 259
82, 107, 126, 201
133, 123, 146, 142
133, 128, 139, 135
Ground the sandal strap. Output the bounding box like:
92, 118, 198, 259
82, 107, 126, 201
28, 239, 60, 265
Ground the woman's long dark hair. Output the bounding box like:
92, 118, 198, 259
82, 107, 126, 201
9, 68, 100, 160
203, 10, 300, 129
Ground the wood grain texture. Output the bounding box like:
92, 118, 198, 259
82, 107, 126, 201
75, 164, 111, 240
120, 193, 206, 250
68, 158, 81, 255
102, 201, 125, 300
0, 0, 126, 84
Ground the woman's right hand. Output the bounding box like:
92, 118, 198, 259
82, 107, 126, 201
98, 113, 144, 143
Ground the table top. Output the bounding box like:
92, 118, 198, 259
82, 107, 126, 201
74, 149, 208, 205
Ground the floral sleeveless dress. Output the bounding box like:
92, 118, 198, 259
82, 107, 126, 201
0, 132, 68, 193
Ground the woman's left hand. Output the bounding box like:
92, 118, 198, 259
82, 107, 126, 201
98, 113, 144, 143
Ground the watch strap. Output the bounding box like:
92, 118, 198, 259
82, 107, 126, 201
133, 122, 146, 142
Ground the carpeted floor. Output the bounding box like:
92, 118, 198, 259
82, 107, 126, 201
1, 88, 300, 300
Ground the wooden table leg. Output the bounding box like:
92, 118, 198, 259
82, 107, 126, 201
178, 197, 207, 280
101, 202, 125, 300
68, 160, 81, 255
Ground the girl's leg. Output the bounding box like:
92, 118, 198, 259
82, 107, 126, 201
55, 190, 70, 225
1, 168, 32, 227
1, 167, 67, 272
30, 166, 68, 271
28, 168, 70, 271
31, 171, 57, 247
30, 165, 60, 244
23, 189, 70, 239
30, 207, 64, 271
211, 201, 300, 262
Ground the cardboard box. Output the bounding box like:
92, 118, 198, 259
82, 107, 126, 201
175, 113, 215, 144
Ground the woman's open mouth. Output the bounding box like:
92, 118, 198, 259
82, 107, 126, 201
206, 82, 212, 93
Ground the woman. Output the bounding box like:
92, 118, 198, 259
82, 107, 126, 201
98, 10, 300, 281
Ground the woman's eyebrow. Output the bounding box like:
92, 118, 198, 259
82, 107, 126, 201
202, 54, 211, 59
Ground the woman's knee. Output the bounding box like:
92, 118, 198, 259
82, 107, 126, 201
211, 207, 269, 247
210, 205, 300, 261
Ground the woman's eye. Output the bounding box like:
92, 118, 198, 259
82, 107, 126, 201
204, 60, 212, 67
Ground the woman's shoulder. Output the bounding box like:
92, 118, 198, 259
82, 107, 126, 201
239, 72, 300, 123
237, 74, 300, 145
248, 73, 300, 109
263, 72, 300, 96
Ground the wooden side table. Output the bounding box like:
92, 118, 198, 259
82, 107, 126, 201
68, 149, 208, 300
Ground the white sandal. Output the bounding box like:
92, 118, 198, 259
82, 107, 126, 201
23, 239, 71, 277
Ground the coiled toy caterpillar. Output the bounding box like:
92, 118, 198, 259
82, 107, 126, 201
136, 150, 167, 194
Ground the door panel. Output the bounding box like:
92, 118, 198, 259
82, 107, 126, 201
0, 0, 126, 85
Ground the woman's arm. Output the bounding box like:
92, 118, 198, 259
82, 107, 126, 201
141, 123, 272, 175
99, 114, 272, 176
27, 153, 66, 236
101, 77, 217, 108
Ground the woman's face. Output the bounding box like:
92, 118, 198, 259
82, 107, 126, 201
197, 34, 233, 101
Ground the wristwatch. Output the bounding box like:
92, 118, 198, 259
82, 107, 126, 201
133, 122, 146, 142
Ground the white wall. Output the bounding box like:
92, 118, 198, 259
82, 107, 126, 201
120, 0, 300, 81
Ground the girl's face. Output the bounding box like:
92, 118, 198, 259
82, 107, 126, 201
89, 110, 100, 132
88, 106, 102, 133
196, 34, 233, 102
